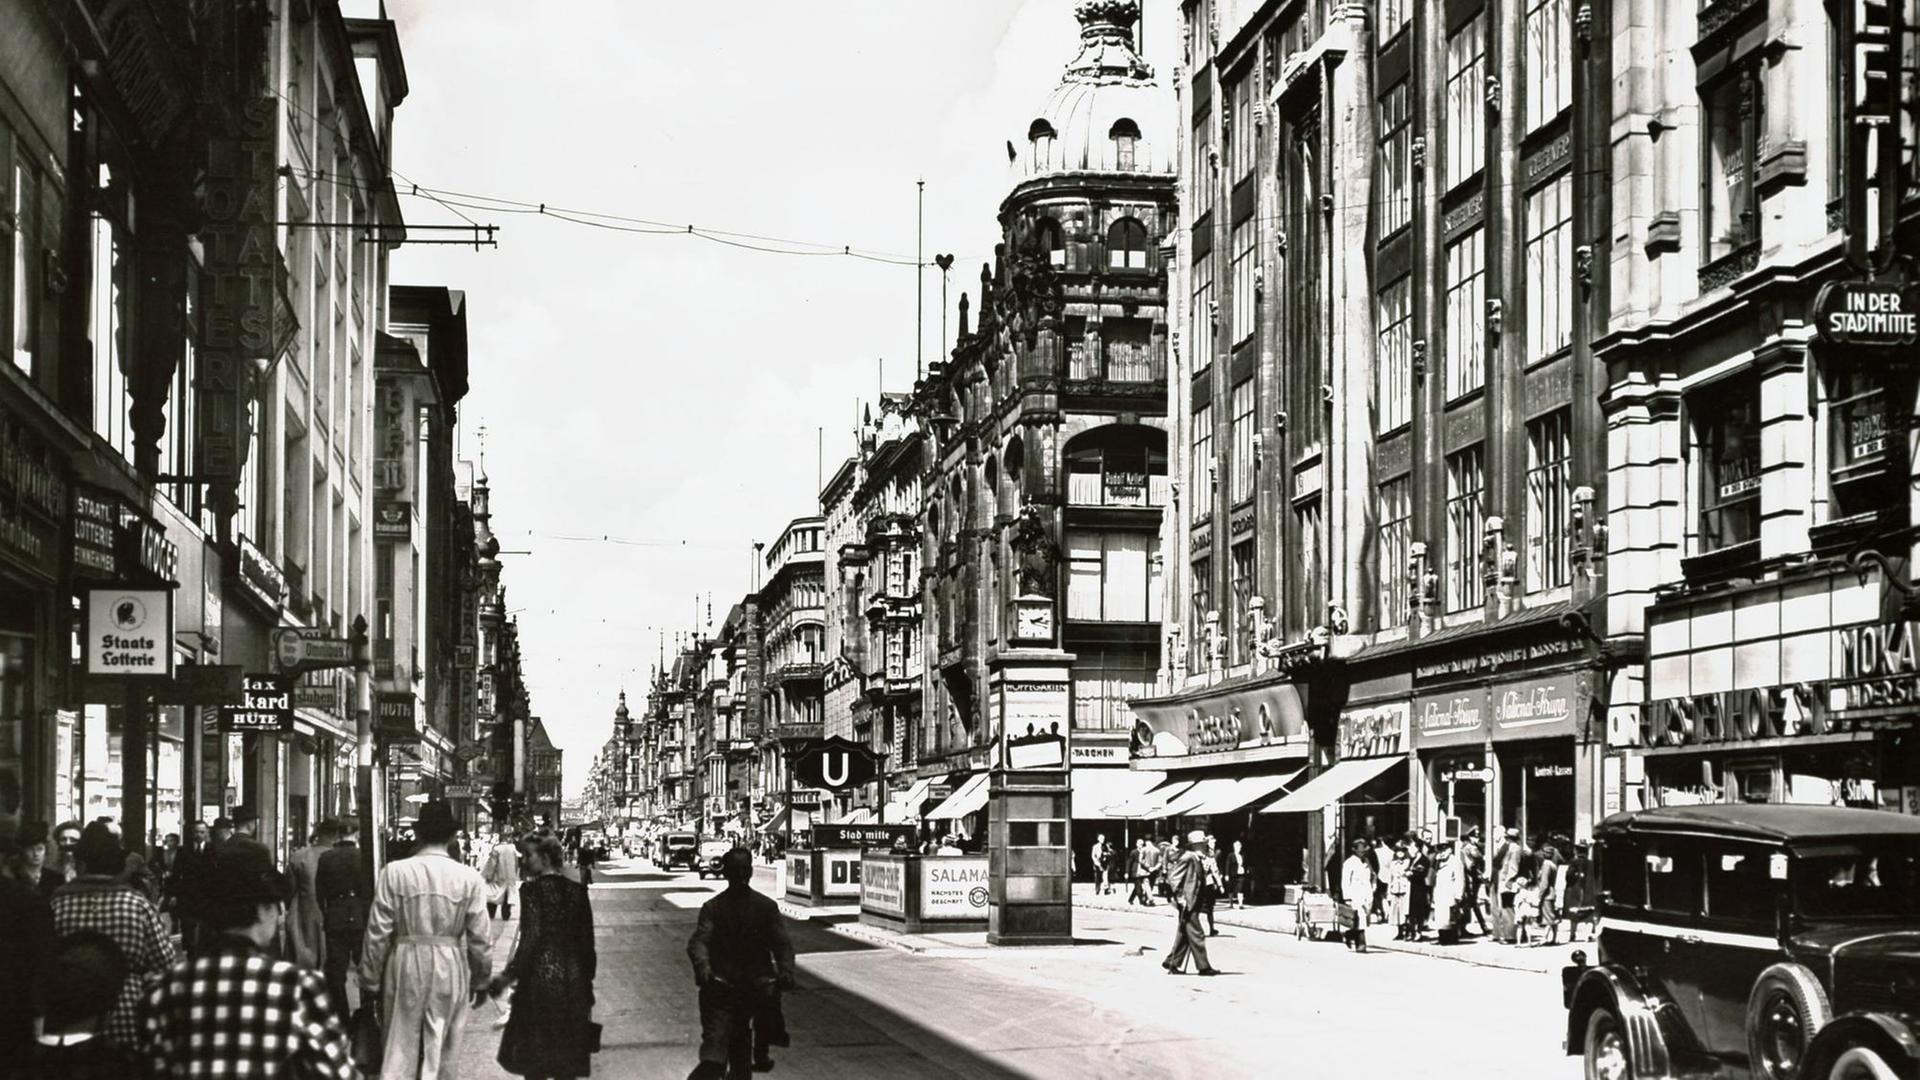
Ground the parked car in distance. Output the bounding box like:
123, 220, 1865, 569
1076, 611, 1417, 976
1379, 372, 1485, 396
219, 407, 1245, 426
696, 839, 734, 879
1563, 804, 1920, 1080
658, 830, 699, 871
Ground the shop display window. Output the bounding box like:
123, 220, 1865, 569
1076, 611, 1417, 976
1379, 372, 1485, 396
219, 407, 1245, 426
1782, 745, 1879, 808
1433, 754, 1488, 839
1692, 383, 1761, 552
1500, 743, 1575, 844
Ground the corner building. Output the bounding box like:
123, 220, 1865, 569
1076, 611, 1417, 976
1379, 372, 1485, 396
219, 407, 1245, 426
1598, 0, 1920, 818
1141, 0, 1615, 894
916, 0, 1176, 865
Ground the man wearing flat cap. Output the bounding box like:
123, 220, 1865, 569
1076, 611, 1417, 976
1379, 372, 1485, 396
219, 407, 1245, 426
1161, 829, 1220, 976
142, 839, 357, 1077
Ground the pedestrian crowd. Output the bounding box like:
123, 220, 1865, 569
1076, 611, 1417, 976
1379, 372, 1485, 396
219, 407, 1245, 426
1324, 826, 1596, 947
0, 801, 601, 1079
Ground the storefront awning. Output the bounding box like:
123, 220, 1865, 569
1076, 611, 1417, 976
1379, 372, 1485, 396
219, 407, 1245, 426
1144, 776, 1242, 819
1071, 767, 1168, 818
892, 777, 935, 812
760, 808, 789, 834
924, 773, 991, 820
1100, 779, 1195, 819
841, 807, 875, 825
880, 801, 917, 825
1261, 756, 1405, 814
1183, 769, 1308, 816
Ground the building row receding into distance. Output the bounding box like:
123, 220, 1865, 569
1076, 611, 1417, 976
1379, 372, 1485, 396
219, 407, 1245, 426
0, 0, 559, 862
592, 0, 1920, 891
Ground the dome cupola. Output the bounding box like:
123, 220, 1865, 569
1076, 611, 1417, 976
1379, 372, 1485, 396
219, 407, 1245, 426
1011, 0, 1171, 181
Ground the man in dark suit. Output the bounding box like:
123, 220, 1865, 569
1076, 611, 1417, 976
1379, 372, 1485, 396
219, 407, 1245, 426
1162, 829, 1220, 977
686, 848, 795, 1079
314, 815, 373, 1007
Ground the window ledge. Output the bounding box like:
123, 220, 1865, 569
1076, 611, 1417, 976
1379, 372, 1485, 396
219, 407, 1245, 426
1680, 539, 1762, 587
1754, 140, 1808, 197
1698, 242, 1760, 294
1645, 212, 1683, 257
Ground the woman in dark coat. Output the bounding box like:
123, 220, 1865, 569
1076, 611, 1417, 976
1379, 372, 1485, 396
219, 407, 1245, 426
492, 833, 598, 1079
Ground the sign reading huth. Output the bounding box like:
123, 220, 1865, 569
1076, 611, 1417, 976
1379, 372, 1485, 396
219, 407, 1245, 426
221, 675, 292, 733
1815, 280, 1920, 347
86, 588, 174, 676
375, 693, 419, 741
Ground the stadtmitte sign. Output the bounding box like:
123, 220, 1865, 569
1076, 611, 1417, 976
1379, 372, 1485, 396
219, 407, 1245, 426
1815, 280, 1920, 347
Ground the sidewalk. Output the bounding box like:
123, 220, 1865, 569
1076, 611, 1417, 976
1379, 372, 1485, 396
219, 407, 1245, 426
1071, 884, 1584, 975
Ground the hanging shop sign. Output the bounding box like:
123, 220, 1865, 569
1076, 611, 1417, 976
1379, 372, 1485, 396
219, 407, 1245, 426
271, 627, 355, 672
85, 588, 174, 676
1815, 280, 1920, 347
374, 381, 413, 498
233, 535, 287, 612
115, 504, 179, 585
1070, 738, 1128, 765
788, 789, 824, 810
0, 406, 68, 584
1337, 702, 1409, 759
375, 693, 419, 741
1842, 0, 1904, 273
221, 674, 292, 733
373, 501, 411, 542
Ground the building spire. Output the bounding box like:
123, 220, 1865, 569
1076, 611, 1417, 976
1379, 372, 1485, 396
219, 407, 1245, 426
1065, 0, 1151, 83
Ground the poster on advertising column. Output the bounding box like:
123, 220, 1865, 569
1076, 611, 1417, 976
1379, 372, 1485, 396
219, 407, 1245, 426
919, 856, 989, 920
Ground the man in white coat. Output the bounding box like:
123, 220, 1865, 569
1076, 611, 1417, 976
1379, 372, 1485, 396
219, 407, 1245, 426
483, 832, 521, 921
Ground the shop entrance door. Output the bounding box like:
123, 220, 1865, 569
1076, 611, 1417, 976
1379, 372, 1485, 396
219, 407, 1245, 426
1500, 742, 1574, 843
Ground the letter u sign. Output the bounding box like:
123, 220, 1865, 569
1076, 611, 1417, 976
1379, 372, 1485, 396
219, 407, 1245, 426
821, 752, 849, 788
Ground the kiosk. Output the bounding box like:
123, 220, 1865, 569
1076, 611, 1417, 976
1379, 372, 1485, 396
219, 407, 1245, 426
860, 852, 991, 933
784, 823, 913, 907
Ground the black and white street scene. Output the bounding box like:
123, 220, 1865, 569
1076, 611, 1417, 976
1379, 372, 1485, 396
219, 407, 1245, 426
4, 0, 1920, 1078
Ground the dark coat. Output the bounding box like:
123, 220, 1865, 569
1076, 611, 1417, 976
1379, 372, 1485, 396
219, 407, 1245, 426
314, 840, 373, 933
498, 875, 597, 1079
687, 884, 795, 988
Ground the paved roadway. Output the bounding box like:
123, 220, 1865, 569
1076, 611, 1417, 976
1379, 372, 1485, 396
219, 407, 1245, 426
454, 858, 1585, 1079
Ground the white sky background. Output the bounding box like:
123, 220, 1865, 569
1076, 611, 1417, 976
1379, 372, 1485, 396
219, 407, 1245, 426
382, 1, 1178, 796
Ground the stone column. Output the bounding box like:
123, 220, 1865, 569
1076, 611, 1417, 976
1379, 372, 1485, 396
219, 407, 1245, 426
1756, 340, 1811, 560
1329, 3, 1378, 634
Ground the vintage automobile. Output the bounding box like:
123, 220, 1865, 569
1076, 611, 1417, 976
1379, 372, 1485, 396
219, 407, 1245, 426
1563, 804, 1920, 1080
658, 830, 700, 871
695, 839, 734, 879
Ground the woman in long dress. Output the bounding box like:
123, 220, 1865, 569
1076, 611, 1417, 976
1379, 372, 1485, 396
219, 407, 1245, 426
491, 832, 597, 1079
360, 800, 493, 1079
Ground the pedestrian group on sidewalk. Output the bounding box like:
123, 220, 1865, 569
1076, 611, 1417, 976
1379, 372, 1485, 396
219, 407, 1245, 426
0, 800, 602, 1079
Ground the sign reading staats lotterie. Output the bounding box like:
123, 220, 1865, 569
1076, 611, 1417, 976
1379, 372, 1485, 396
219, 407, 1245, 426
86, 588, 174, 676
1815, 280, 1920, 347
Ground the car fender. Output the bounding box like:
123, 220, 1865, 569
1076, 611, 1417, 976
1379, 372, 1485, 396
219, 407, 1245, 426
1566, 965, 1677, 1079
1802, 1014, 1920, 1080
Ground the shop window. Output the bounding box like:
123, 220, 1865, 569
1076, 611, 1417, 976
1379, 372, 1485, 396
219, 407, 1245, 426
1524, 0, 1571, 131
1828, 364, 1894, 519
1108, 217, 1149, 271
1191, 403, 1214, 514
1192, 248, 1215, 375
1693, 383, 1761, 552
1645, 840, 1705, 916
1065, 530, 1158, 623
1435, 755, 1489, 839
1378, 476, 1412, 629
1444, 12, 1488, 190
1703, 65, 1764, 265
1446, 444, 1486, 611
1525, 410, 1572, 591
1102, 316, 1157, 380
1064, 427, 1168, 508
1190, 554, 1213, 661
1229, 538, 1255, 663
1376, 275, 1412, 431
1293, 497, 1324, 633
1071, 650, 1155, 731
1230, 218, 1256, 344
1229, 380, 1254, 503
1378, 81, 1413, 238
1444, 227, 1486, 400
1524, 173, 1573, 365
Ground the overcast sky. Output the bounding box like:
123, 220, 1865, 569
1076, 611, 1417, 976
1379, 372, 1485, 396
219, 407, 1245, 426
382, 1, 1177, 796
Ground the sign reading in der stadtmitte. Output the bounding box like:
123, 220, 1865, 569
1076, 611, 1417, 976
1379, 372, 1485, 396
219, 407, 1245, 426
1815, 280, 1920, 347
86, 588, 174, 676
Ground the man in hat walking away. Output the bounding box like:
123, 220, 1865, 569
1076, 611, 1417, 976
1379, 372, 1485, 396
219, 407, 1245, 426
316, 815, 373, 1010
360, 798, 493, 1080
1161, 830, 1220, 977
687, 847, 796, 1079
142, 838, 357, 1077
288, 818, 336, 969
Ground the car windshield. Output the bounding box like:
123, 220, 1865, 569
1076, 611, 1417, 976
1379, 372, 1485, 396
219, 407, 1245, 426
1793, 838, 1920, 920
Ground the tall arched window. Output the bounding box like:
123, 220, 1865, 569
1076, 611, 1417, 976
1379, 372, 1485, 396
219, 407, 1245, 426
1028, 119, 1057, 171
1109, 118, 1142, 171
1108, 216, 1149, 270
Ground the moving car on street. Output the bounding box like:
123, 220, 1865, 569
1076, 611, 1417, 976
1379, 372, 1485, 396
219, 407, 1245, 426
695, 839, 733, 879
658, 830, 700, 871
1563, 804, 1920, 1080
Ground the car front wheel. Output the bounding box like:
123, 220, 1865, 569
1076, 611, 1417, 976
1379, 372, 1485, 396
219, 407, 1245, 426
1584, 1004, 1633, 1080
1747, 964, 1834, 1080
